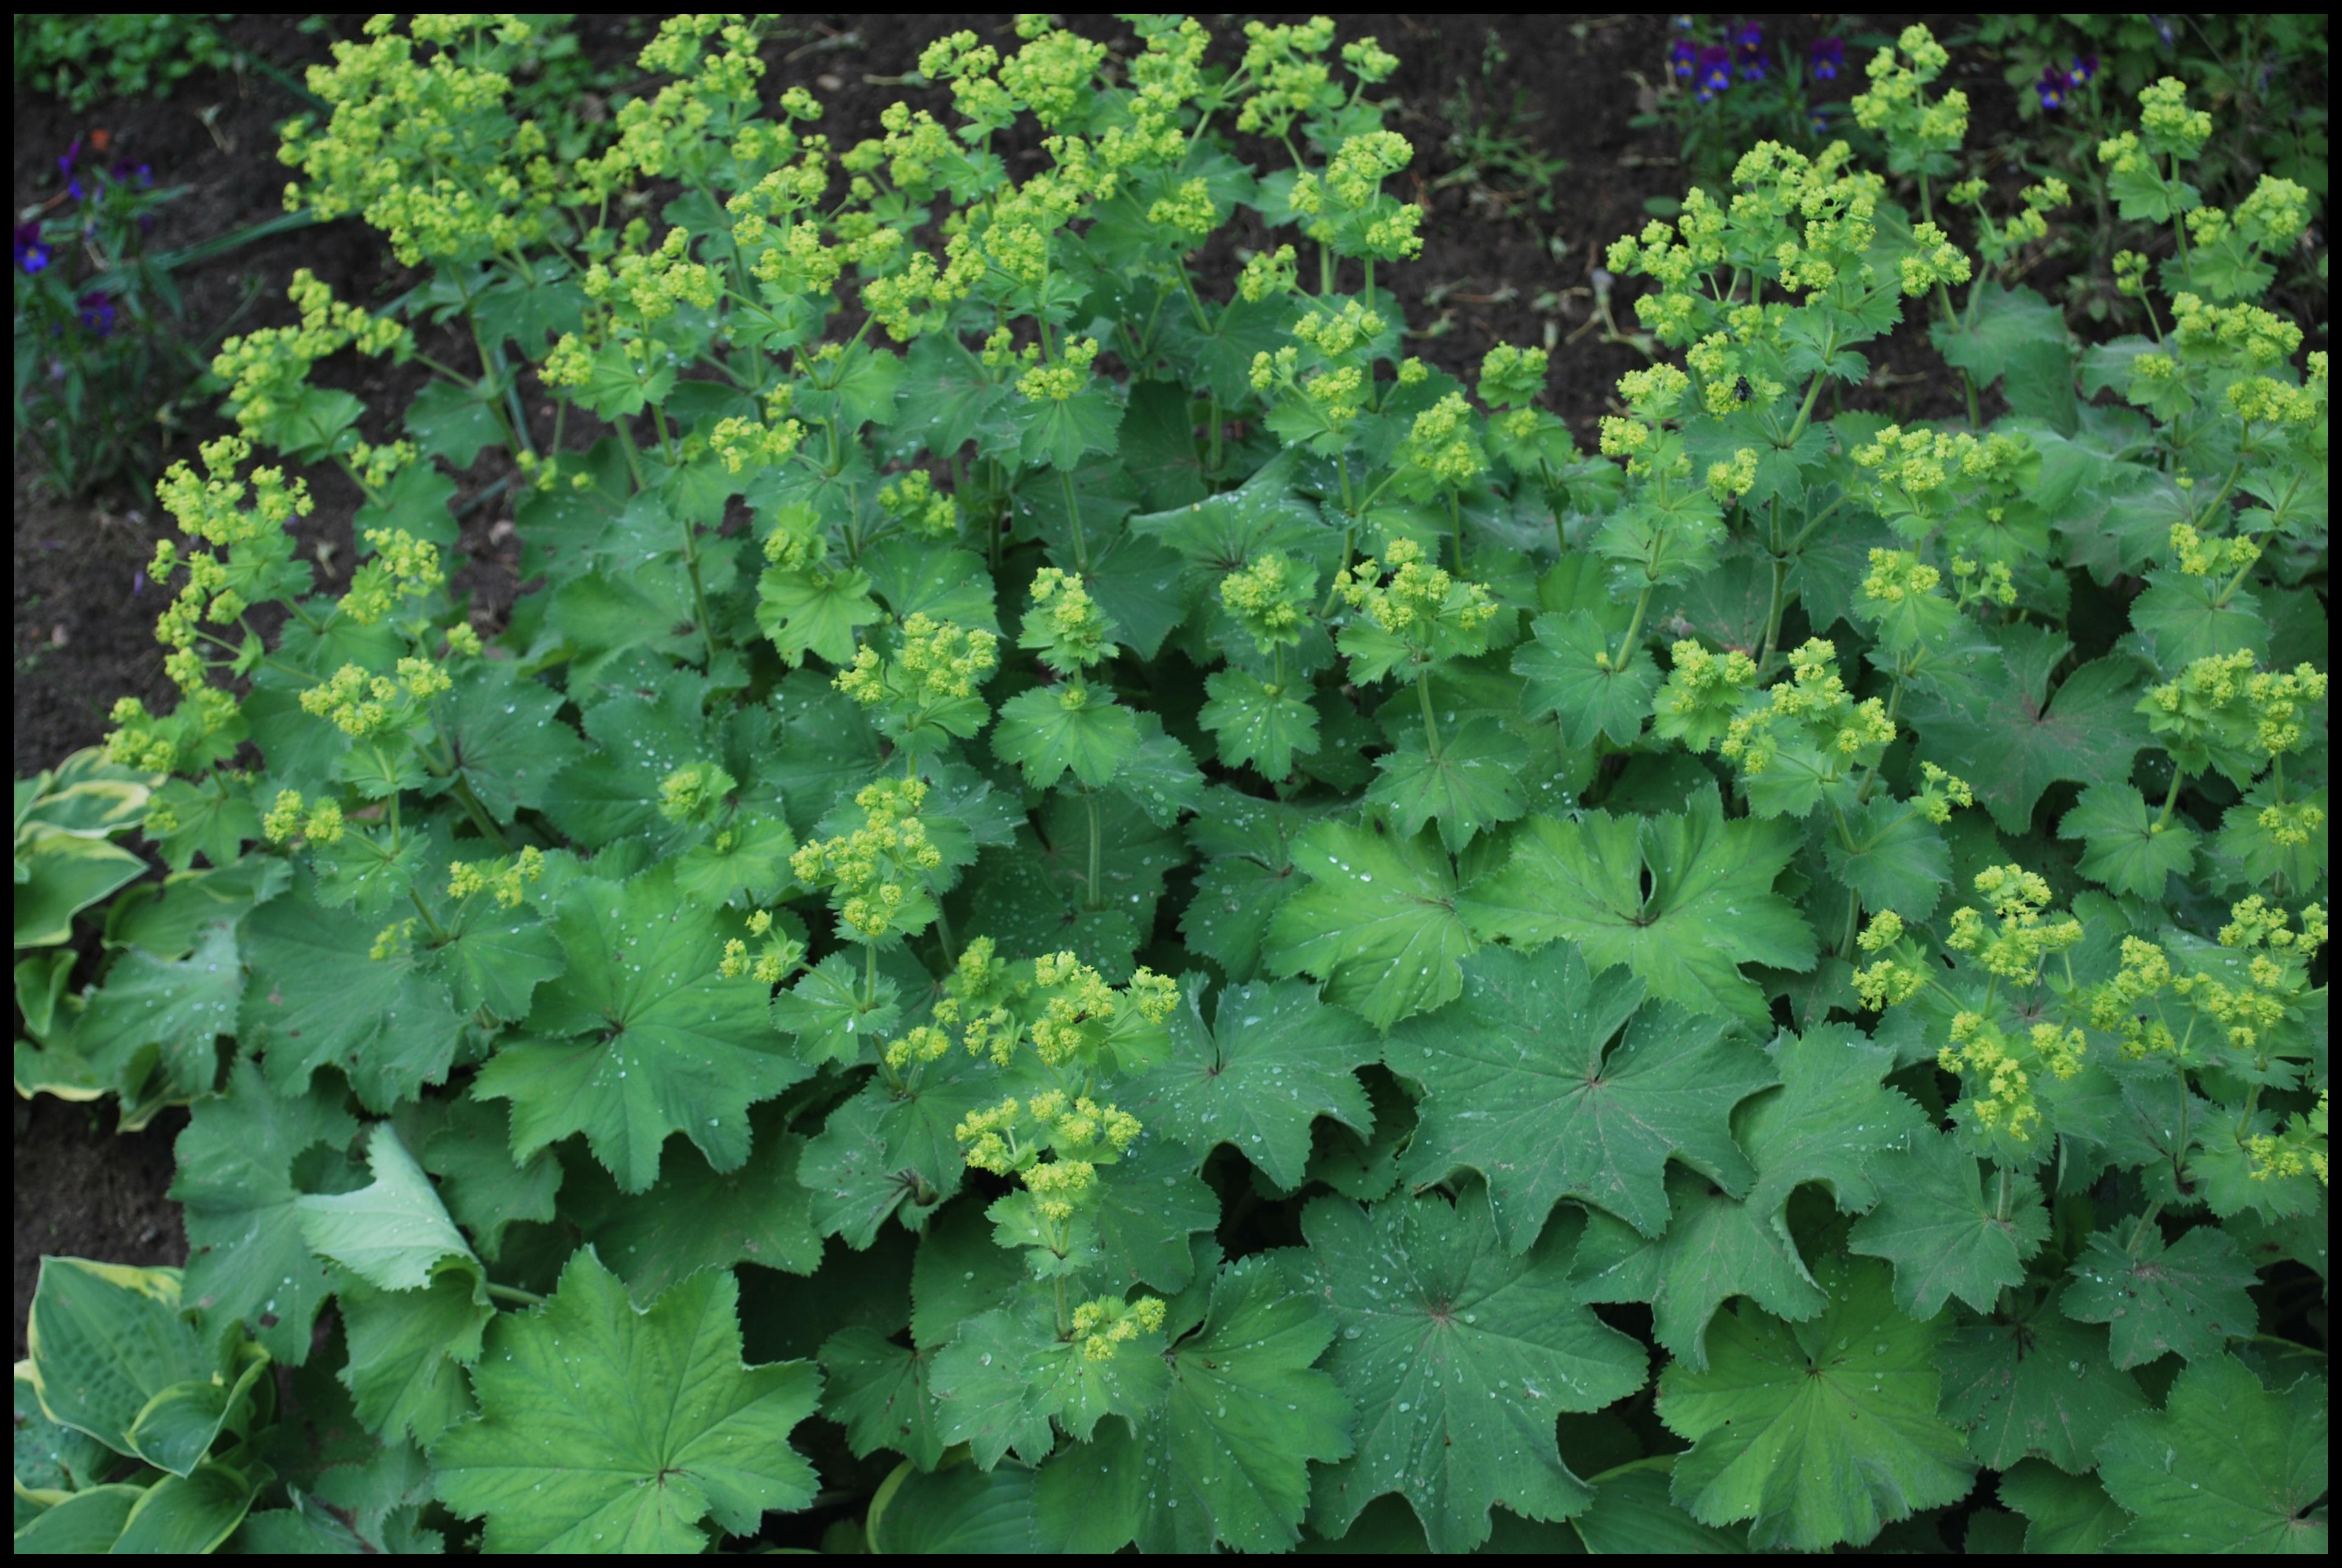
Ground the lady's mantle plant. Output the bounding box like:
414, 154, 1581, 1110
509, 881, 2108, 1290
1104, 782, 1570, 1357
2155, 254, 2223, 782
13, 16, 2327, 1556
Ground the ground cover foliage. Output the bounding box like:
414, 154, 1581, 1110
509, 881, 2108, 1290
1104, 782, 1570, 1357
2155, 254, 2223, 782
12, 13, 2330, 1555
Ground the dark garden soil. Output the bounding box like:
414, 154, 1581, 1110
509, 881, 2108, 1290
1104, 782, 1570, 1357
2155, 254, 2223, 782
13, 13, 2007, 1357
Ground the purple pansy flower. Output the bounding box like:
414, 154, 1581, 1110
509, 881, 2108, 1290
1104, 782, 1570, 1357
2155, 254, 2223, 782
1811, 36, 1844, 81
59, 137, 87, 201
1671, 37, 1698, 80
15, 222, 52, 274
1696, 44, 1732, 100
1735, 22, 1765, 81
2035, 62, 2070, 111
78, 291, 117, 337
2069, 54, 2097, 85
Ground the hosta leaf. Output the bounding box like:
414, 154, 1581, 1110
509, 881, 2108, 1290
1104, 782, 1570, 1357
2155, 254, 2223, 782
1263, 820, 1475, 1030
1299, 1192, 1648, 1552
1909, 633, 2149, 834
13, 1363, 118, 1507
2060, 781, 2198, 897
110, 1461, 262, 1554
1657, 1256, 1975, 1552
13, 831, 148, 948
13, 1485, 144, 1552
2061, 1222, 2258, 1367
1033, 1252, 1351, 1553
1137, 975, 1377, 1189
1388, 941, 1772, 1249
1460, 784, 1814, 1025
866, 1456, 1040, 1552
24, 1259, 259, 1477
430, 1251, 820, 1552
1847, 1127, 2050, 1317
2095, 1354, 2326, 1553
1513, 609, 1658, 747
1937, 1311, 2148, 1472
474, 867, 809, 1193
1571, 1024, 1922, 1369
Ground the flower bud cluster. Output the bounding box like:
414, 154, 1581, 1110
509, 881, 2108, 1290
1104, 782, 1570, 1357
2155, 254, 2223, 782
448, 846, 546, 909
1071, 1294, 1169, 1362
1943, 864, 2083, 983
1220, 553, 1316, 654
262, 789, 347, 847
1654, 640, 1759, 753
790, 778, 944, 943
1334, 536, 1499, 642
1937, 1011, 2080, 1142
1020, 568, 1113, 674
298, 656, 453, 738
1720, 639, 1896, 776
836, 614, 1000, 742
718, 909, 806, 986
338, 528, 446, 626
658, 762, 738, 826
280, 19, 566, 266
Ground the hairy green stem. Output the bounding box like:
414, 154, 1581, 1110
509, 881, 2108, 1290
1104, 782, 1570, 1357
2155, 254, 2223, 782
1059, 467, 1090, 571
1084, 791, 1104, 912
1613, 585, 1653, 671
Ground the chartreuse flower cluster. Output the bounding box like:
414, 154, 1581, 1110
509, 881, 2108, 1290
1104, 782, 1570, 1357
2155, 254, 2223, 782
790, 778, 945, 944
20, 13, 2330, 1560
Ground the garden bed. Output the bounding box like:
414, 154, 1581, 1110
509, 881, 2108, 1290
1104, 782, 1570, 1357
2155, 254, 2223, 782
15, 8, 1742, 1354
